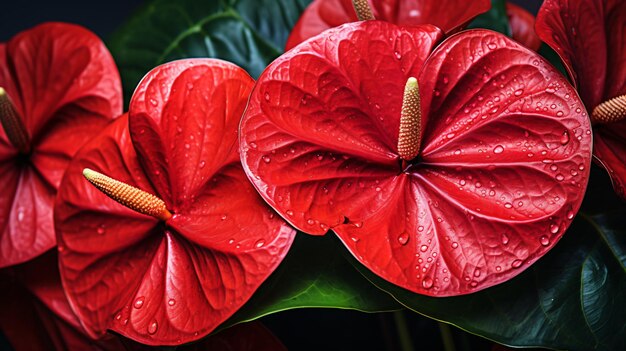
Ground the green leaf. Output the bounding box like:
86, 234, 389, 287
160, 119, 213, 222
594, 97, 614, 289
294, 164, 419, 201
350, 212, 626, 350
223, 233, 401, 329
108, 0, 312, 102
468, 0, 511, 36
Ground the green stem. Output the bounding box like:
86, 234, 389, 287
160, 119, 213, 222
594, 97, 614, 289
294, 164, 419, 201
393, 310, 414, 351
438, 322, 456, 351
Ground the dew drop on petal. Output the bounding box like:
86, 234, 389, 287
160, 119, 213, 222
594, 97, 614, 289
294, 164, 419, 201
560, 131, 570, 145
540, 236, 550, 246
451, 242, 459, 249
550, 223, 559, 234
168, 299, 176, 306
420, 244, 428, 252
493, 145, 504, 154
422, 277, 434, 289
255, 239, 266, 248
148, 321, 158, 335
133, 297, 145, 309
511, 259, 523, 268
397, 232, 409, 245
501, 233, 509, 245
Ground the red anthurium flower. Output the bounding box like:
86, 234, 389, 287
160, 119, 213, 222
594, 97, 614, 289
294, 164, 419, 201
506, 2, 541, 51
55, 59, 295, 345
240, 21, 592, 296
536, 0, 626, 198
284, 0, 491, 50
0, 22, 122, 268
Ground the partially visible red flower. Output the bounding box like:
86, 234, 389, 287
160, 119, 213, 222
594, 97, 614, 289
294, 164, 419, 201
55, 60, 295, 345
0, 22, 122, 268
536, 0, 626, 198
507, 2, 541, 51
0, 252, 126, 351
240, 21, 592, 296
285, 0, 491, 50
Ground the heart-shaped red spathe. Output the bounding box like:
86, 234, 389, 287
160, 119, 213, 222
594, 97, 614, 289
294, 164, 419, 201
0, 22, 122, 268
284, 0, 491, 50
240, 21, 592, 296
55, 60, 296, 345
536, 0, 626, 198
506, 2, 541, 51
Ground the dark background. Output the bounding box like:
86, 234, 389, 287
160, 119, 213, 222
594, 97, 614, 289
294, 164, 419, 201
0, 1, 542, 350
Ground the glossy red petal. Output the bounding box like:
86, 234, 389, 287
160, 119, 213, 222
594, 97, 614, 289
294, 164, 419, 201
593, 123, 626, 198
242, 22, 442, 234
603, 0, 626, 99
241, 23, 591, 296
506, 2, 541, 51
0, 22, 121, 141
57, 61, 295, 345
0, 167, 55, 268
0, 23, 122, 268
285, 0, 489, 50
535, 0, 607, 108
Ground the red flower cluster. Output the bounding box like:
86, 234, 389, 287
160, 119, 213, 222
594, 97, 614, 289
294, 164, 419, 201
1, 0, 623, 348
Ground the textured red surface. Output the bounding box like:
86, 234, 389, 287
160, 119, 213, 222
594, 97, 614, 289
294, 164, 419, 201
285, 0, 490, 50
0, 23, 122, 268
507, 2, 541, 51
240, 22, 592, 296
536, 0, 626, 198
55, 60, 295, 345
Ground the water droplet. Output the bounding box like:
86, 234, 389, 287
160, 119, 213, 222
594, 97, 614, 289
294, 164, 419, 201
493, 145, 504, 154
420, 244, 428, 252
394, 51, 402, 59
96, 225, 105, 235
149, 98, 158, 106
422, 277, 434, 289
398, 232, 409, 245
442, 76, 449, 85
474, 269, 481, 277
286, 210, 294, 217
307, 219, 315, 225
262, 155, 271, 163
550, 164, 558, 171
264, 93, 270, 101
501, 233, 509, 245
228, 239, 235, 245
495, 266, 502, 271
514, 89, 523, 96
566, 210, 575, 220
417, 226, 424, 232
504, 202, 513, 209
255, 239, 265, 248
17, 208, 24, 222
459, 179, 466, 186
511, 259, 523, 268
560, 131, 570, 145
199, 160, 206, 169
168, 299, 176, 306
133, 297, 145, 309
220, 214, 227, 221
249, 142, 258, 149
540, 236, 550, 246
451, 242, 459, 249
148, 321, 158, 335
555, 174, 565, 181
550, 223, 559, 234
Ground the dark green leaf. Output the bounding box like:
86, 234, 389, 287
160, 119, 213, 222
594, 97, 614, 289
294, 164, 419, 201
468, 0, 511, 36
108, 0, 312, 102
350, 212, 626, 350
223, 233, 401, 329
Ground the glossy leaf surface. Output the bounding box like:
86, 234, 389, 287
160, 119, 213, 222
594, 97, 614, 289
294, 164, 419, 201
109, 0, 312, 102
240, 22, 592, 296
55, 60, 295, 345
227, 233, 400, 327
536, 0, 626, 198
353, 205, 626, 350
0, 23, 121, 268
285, 0, 490, 50
506, 2, 541, 51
